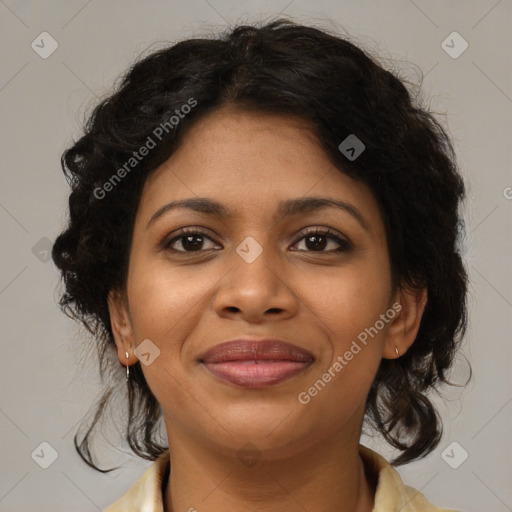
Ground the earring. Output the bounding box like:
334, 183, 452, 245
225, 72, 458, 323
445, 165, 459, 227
125, 351, 130, 381
395, 346, 400, 358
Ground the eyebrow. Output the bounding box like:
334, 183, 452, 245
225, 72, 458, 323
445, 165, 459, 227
146, 196, 371, 232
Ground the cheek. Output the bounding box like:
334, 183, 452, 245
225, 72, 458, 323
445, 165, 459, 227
126, 255, 212, 339
296, 271, 390, 433
124, 257, 210, 413
124, 255, 225, 392
310, 260, 391, 344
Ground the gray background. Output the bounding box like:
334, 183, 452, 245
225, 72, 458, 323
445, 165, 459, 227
1, 1, 511, 511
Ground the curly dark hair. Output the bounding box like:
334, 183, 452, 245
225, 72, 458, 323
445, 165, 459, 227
52, 18, 470, 472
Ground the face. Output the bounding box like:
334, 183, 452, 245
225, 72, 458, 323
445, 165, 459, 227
109, 106, 418, 461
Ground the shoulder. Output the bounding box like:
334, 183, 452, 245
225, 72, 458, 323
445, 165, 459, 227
359, 444, 462, 512
401, 483, 463, 512
104, 450, 170, 512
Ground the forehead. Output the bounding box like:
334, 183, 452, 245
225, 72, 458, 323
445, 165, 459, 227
145, 106, 329, 186
136, 107, 385, 237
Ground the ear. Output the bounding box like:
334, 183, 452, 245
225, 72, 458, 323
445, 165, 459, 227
107, 289, 137, 366
382, 285, 428, 359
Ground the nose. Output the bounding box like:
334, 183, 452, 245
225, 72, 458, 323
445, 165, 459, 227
212, 240, 299, 323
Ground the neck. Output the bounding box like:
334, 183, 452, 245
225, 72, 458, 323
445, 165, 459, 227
163, 427, 376, 512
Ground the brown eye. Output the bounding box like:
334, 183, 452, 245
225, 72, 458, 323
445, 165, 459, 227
163, 229, 219, 252
291, 228, 352, 253
161, 227, 352, 255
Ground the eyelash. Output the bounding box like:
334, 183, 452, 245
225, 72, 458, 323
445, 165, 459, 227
161, 227, 352, 254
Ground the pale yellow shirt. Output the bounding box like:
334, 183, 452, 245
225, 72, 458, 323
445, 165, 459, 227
104, 444, 461, 512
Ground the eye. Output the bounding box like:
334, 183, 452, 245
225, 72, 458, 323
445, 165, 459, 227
162, 228, 220, 253
161, 227, 352, 254
291, 228, 352, 253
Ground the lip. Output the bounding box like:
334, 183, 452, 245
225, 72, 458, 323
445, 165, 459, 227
199, 338, 314, 388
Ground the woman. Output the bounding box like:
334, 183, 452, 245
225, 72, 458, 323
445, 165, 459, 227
52, 18, 468, 512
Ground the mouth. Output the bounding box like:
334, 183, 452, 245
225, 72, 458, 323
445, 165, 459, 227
198, 338, 314, 388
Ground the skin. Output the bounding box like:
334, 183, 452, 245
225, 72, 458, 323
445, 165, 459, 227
108, 105, 427, 512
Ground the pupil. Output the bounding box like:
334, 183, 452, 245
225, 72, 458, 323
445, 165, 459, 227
183, 234, 203, 251
306, 235, 326, 251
